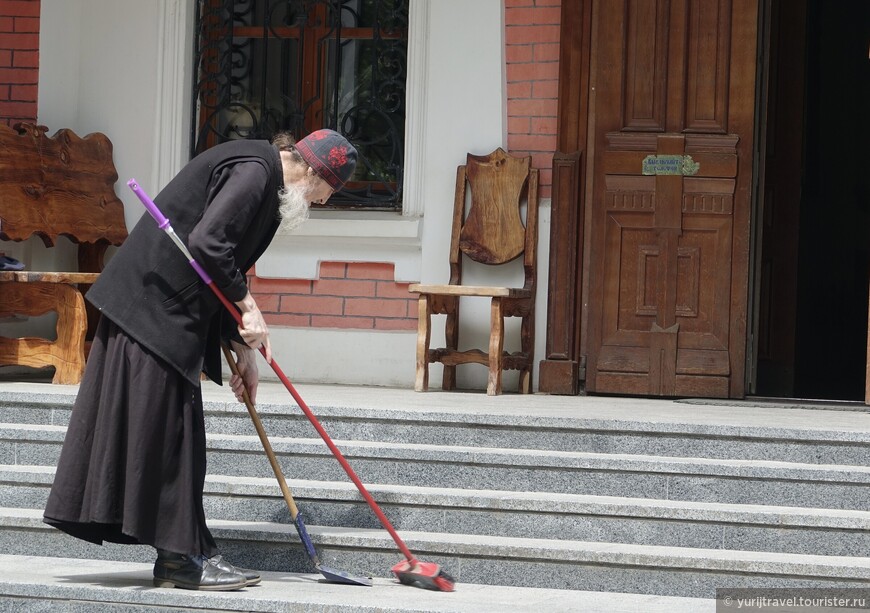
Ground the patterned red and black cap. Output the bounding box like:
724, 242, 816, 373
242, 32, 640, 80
295, 129, 358, 190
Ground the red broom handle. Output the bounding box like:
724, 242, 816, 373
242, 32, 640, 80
214, 280, 417, 564
127, 179, 418, 565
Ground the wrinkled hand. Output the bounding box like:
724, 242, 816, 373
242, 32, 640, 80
229, 341, 259, 405
236, 292, 272, 363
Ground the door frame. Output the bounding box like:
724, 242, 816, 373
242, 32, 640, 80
538, 0, 593, 395
746, 0, 772, 397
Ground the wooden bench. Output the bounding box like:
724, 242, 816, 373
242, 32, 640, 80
0, 122, 127, 384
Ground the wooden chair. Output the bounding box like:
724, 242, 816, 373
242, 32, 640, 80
0, 123, 127, 384
409, 148, 539, 395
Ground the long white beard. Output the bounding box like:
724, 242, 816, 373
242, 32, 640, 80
277, 182, 311, 233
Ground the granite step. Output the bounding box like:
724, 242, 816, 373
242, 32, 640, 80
2, 389, 868, 465
1, 508, 868, 599
2, 384, 868, 602
4, 423, 869, 510
4, 465, 869, 558
0, 554, 714, 613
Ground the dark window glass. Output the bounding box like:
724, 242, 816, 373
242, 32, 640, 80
192, 0, 408, 209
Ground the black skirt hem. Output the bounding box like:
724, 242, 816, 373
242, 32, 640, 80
42, 516, 141, 546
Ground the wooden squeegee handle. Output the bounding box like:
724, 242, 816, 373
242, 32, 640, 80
221, 344, 300, 520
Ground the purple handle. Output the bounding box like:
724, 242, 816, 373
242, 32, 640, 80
127, 178, 216, 287
127, 179, 170, 229
189, 259, 213, 285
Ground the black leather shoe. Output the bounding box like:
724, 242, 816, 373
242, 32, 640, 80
208, 554, 261, 586
153, 550, 247, 591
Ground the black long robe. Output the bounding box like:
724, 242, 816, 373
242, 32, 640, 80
43, 139, 283, 557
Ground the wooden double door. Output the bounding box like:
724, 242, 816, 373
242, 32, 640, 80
543, 0, 759, 398
544, 0, 870, 401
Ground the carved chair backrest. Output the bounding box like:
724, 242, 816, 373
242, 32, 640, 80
449, 148, 539, 290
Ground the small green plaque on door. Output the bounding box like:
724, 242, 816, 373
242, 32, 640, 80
642, 154, 700, 176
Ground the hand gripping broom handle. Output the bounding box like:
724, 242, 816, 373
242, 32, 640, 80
127, 179, 418, 566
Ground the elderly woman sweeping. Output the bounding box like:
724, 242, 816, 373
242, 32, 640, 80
43, 129, 357, 591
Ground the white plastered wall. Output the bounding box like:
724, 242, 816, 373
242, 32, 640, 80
39, 0, 168, 231
23, 0, 551, 391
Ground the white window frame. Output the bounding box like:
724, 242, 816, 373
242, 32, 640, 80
154, 0, 427, 281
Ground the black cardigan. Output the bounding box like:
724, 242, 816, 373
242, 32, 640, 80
87, 139, 283, 385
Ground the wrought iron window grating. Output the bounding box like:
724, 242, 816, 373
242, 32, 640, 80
191, 0, 408, 209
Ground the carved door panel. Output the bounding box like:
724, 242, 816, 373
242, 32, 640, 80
584, 0, 758, 398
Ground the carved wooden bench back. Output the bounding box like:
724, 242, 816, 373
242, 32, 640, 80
0, 122, 127, 383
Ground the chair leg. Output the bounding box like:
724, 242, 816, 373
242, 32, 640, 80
487, 298, 505, 396
414, 295, 432, 392
443, 297, 459, 391
518, 308, 534, 394
518, 366, 531, 394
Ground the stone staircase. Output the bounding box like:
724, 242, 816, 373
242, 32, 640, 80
0, 382, 868, 608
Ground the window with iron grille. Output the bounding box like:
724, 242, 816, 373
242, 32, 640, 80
191, 0, 408, 210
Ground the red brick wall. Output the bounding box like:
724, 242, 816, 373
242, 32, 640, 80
250, 262, 417, 331
0, 0, 39, 126
505, 0, 561, 199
